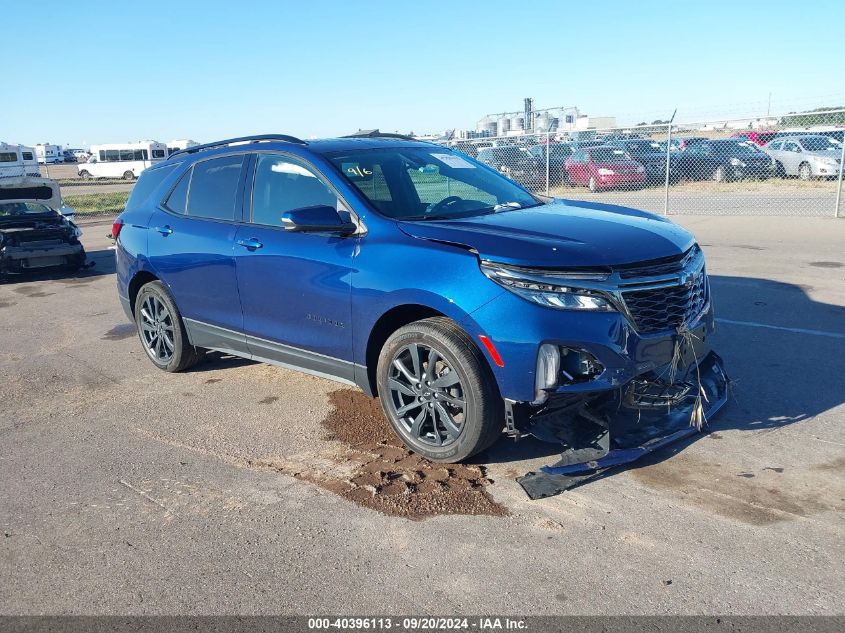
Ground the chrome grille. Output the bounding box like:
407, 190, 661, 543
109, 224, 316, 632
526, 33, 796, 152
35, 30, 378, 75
621, 269, 709, 334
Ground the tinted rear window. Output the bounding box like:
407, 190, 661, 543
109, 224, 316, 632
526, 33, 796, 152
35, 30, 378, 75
124, 163, 178, 213
186, 155, 245, 221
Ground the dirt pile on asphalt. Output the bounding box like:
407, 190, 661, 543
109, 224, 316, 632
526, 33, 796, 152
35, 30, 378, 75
310, 389, 508, 520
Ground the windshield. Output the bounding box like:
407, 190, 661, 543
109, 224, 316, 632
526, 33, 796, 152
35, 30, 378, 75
800, 136, 841, 151
590, 148, 631, 163
712, 140, 764, 155
0, 202, 54, 217
327, 147, 539, 220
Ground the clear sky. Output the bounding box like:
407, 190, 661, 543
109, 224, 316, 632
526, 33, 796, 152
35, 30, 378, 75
3, 0, 842, 148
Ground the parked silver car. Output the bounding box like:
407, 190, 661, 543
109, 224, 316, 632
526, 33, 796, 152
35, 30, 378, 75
763, 135, 843, 180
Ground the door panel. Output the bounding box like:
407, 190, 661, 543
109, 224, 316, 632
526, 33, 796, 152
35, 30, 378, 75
147, 209, 247, 353
234, 152, 356, 376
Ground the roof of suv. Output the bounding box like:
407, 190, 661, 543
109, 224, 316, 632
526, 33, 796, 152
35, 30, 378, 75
165, 134, 436, 162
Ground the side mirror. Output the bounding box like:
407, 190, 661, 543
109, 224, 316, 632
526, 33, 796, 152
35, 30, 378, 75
281, 205, 357, 235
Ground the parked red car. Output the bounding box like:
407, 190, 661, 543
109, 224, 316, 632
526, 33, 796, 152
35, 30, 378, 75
730, 131, 777, 147
564, 146, 645, 191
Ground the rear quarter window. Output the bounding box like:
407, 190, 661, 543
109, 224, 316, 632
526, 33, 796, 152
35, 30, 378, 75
124, 163, 179, 213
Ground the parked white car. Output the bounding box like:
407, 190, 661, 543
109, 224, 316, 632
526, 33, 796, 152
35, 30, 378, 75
764, 135, 843, 179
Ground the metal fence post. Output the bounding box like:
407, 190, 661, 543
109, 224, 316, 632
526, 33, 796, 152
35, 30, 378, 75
545, 131, 550, 196
663, 110, 677, 216
835, 135, 845, 218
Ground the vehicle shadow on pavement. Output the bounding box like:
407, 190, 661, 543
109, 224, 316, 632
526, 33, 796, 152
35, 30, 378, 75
477, 274, 845, 472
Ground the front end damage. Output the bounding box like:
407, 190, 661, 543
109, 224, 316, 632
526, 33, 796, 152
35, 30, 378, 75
476, 244, 730, 498
0, 177, 87, 276
511, 349, 729, 499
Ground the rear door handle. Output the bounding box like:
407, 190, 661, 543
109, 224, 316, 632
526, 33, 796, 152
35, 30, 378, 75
155, 225, 173, 236
237, 237, 263, 250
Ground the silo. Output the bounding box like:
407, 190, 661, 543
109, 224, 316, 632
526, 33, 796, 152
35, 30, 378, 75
483, 120, 498, 136
497, 116, 510, 136
510, 116, 525, 132
534, 113, 550, 133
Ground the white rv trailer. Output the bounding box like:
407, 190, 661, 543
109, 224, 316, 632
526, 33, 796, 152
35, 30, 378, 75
167, 139, 199, 156
35, 143, 63, 164
78, 141, 167, 180
0, 143, 40, 179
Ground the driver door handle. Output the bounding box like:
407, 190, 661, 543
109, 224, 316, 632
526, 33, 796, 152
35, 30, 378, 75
237, 237, 263, 251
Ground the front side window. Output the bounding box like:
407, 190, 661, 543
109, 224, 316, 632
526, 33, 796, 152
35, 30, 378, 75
185, 155, 245, 221
251, 154, 338, 227
152, 149, 166, 159
327, 147, 537, 220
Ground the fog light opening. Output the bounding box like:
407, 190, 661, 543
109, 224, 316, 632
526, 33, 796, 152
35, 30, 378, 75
559, 347, 604, 385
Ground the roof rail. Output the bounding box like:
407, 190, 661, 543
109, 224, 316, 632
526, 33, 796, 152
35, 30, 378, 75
167, 134, 307, 160
342, 129, 418, 141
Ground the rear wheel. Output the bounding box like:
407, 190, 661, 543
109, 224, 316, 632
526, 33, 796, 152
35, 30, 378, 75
798, 162, 812, 181
588, 176, 598, 192
123, 170, 135, 181
376, 317, 503, 463
712, 165, 726, 182
134, 281, 204, 372
79, 170, 91, 180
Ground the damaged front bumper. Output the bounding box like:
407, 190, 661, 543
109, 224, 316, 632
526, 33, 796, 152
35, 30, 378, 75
0, 242, 86, 274
515, 350, 729, 499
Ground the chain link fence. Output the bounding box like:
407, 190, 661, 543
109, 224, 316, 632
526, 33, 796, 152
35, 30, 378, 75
438, 109, 845, 217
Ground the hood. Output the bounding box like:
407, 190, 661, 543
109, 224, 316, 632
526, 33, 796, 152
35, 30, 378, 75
0, 176, 62, 210
396, 199, 695, 268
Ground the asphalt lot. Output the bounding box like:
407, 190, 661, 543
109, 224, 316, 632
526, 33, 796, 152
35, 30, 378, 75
1, 215, 844, 615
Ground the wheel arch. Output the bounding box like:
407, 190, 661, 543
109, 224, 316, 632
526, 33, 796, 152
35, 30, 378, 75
361, 303, 495, 398
127, 270, 160, 316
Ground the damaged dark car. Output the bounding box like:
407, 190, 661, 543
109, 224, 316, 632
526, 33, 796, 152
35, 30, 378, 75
0, 177, 86, 278
114, 134, 728, 499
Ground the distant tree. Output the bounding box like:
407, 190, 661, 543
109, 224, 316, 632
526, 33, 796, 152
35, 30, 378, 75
651, 119, 669, 125
780, 106, 845, 127
637, 122, 647, 126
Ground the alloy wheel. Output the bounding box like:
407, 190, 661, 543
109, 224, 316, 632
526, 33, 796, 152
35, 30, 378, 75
139, 295, 175, 363
387, 343, 466, 447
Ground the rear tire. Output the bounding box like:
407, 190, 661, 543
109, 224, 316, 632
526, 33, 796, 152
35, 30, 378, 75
134, 281, 204, 372
79, 170, 91, 180
123, 170, 135, 181
376, 317, 503, 463
712, 165, 726, 182
588, 176, 598, 192
798, 162, 812, 181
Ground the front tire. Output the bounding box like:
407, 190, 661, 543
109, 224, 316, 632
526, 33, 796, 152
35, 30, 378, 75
134, 281, 204, 372
713, 165, 726, 182
588, 176, 598, 192
79, 170, 91, 180
376, 317, 503, 463
123, 170, 135, 181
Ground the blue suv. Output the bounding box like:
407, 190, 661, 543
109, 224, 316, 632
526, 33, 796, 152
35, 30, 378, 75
114, 133, 727, 478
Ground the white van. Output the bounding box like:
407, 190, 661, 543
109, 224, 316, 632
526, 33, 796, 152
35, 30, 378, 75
0, 143, 41, 179
35, 143, 63, 164
167, 139, 199, 156
78, 141, 167, 180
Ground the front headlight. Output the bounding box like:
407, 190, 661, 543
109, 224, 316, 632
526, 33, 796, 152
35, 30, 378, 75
597, 168, 615, 176
729, 158, 745, 167
480, 261, 616, 311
